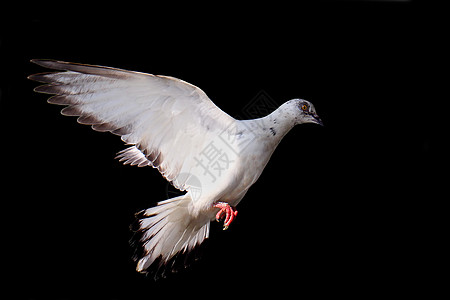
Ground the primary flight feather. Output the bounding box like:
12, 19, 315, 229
29, 59, 323, 277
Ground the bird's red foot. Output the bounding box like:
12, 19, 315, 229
213, 202, 238, 230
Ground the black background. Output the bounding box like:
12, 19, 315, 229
1, 2, 440, 299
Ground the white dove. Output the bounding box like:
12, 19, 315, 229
29, 59, 323, 276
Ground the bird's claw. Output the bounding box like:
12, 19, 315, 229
213, 202, 238, 230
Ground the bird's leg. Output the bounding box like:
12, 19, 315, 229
213, 202, 238, 230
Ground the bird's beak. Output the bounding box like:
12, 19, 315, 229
312, 114, 324, 126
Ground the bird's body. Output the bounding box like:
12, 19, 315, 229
29, 59, 323, 276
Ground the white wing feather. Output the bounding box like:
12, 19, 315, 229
29, 59, 236, 191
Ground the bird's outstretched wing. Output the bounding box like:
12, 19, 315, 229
29, 59, 235, 191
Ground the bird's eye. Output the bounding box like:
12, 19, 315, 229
301, 104, 308, 111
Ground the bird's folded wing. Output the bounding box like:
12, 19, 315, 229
29, 59, 236, 191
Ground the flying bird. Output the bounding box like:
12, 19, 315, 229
29, 59, 323, 276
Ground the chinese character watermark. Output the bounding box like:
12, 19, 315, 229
239, 90, 279, 120
193, 141, 235, 183
165, 90, 279, 200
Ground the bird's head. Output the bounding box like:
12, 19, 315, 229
292, 99, 323, 126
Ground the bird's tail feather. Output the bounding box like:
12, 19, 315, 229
131, 194, 210, 277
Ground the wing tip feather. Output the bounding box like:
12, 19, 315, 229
30, 59, 67, 70
27, 73, 48, 83
30, 58, 142, 79
60, 105, 82, 116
